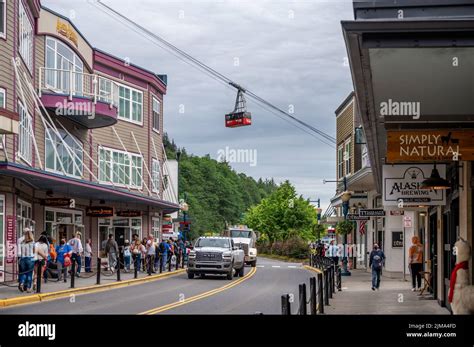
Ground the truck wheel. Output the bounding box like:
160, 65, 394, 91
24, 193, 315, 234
238, 264, 245, 277
250, 260, 257, 267
187, 272, 194, 279
226, 269, 233, 280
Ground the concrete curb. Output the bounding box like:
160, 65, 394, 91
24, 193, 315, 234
303, 265, 323, 274
0, 268, 186, 308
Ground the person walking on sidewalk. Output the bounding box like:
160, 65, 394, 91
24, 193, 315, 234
145, 238, 156, 274
55, 239, 73, 282
105, 234, 119, 272
123, 240, 132, 272
408, 236, 424, 292
131, 235, 143, 273
68, 232, 83, 276
369, 244, 385, 291
18, 229, 37, 293
326, 240, 339, 266
84, 239, 93, 273
33, 235, 49, 290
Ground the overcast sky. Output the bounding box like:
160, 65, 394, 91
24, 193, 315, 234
43, 0, 355, 210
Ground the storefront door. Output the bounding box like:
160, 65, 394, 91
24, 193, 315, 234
115, 227, 126, 247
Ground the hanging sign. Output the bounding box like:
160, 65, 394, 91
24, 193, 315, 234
387, 130, 474, 163
347, 214, 369, 221
116, 210, 141, 217
359, 209, 385, 217
383, 165, 446, 206
6, 216, 15, 263
56, 19, 78, 47
42, 198, 72, 207
86, 206, 114, 217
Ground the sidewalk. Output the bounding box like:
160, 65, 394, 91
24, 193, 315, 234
326, 269, 449, 314
0, 267, 185, 307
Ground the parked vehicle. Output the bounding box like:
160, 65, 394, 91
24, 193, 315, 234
187, 237, 245, 280
223, 225, 258, 267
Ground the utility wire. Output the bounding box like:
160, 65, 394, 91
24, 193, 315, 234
92, 0, 336, 146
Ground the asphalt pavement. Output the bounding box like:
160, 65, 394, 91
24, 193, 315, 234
0, 257, 312, 315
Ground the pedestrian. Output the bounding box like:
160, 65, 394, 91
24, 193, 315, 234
326, 240, 339, 266
55, 238, 72, 282
408, 236, 424, 292
154, 239, 161, 271
105, 234, 119, 272
145, 238, 155, 274
18, 229, 39, 293
68, 232, 83, 276
369, 244, 385, 291
141, 237, 148, 271
123, 240, 131, 272
159, 239, 169, 271
85, 239, 93, 273
131, 235, 143, 273
33, 235, 49, 290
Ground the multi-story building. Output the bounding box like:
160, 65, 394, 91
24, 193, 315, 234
0, 1, 179, 282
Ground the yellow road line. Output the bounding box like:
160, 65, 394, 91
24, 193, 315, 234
0, 269, 186, 309
139, 267, 257, 315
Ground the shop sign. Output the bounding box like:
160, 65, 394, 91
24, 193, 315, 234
387, 130, 474, 163
392, 231, 403, 248
86, 206, 113, 217
116, 210, 141, 218
390, 210, 404, 216
359, 209, 385, 217
383, 165, 446, 206
6, 216, 15, 263
42, 198, 73, 207
56, 19, 78, 47
347, 214, 369, 221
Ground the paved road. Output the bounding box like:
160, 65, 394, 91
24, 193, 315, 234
0, 258, 313, 314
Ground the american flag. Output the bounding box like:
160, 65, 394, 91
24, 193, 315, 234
359, 220, 367, 235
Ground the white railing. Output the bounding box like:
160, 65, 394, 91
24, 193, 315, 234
38, 67, 119, 108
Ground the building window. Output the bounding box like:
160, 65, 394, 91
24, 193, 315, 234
17, 199, 33, 241
362, 144, 370, 168
18, 1, 33, 71
45, 37, 84, 96
0, 88, 5, 149
344, 139, 351, 176
98, 147, 143, 188
98, 78, 111, 103
152, 97, 160, 132
337, 144, 344, 179
0, 0, 6, 39
152, 158, 160, 193
45, 128, 83, 177
151, 217, 160, 239
18, 100, 32, 164
118, 84, 142, 124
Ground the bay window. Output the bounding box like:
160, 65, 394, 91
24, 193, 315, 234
337, 144, 344, 179
99, 147, 142, 188
18, 1, 33, 71
18, 100, 32, 164
118, 84, 142, 124
45, 128, 83, 177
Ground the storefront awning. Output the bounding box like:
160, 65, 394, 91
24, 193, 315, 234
0, 162, 180, 213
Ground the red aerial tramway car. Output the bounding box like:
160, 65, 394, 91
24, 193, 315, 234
225, 86, 252, 128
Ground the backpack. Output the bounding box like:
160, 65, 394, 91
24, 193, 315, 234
372, 251, 383, 269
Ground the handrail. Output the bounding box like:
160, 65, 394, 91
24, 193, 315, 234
38, 67, 119, 108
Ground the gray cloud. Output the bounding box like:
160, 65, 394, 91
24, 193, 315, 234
43, 0, 354, 210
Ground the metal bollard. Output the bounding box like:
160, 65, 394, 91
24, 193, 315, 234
70, 261, 76, 288
299, 283, 307, 315
147, 256, 152, 276
176, 253, 179, 271
134, 258, 138, 279
337, 266, 342, 291
117, 255, 121, 281
317, 273, 324, 314
168, 256, 172, 272
310, 277, 317, 315
36, 261, 42, 293
332, 265, 336, 293
96, 258, 101, 285
281, 294, 291, 315
159, 255, 163, 274
328, 267, 333, 299
324, 269, 329, 306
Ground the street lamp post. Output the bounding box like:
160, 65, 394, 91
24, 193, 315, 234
340, 176, 352, 276
176, 150, 189, 242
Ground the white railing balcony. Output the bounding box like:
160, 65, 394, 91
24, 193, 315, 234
38, 67, 119, 108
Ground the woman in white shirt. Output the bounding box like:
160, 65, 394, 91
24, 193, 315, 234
85, 239, 93, 273
33, 235, 49, 291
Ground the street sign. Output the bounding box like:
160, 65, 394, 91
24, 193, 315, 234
359, 209, 385, 217
347, 214, 369, 221
403, 216, 413, 228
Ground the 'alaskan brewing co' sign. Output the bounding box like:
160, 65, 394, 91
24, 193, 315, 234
382, 164, 446, 207
386, 130, 474, 163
